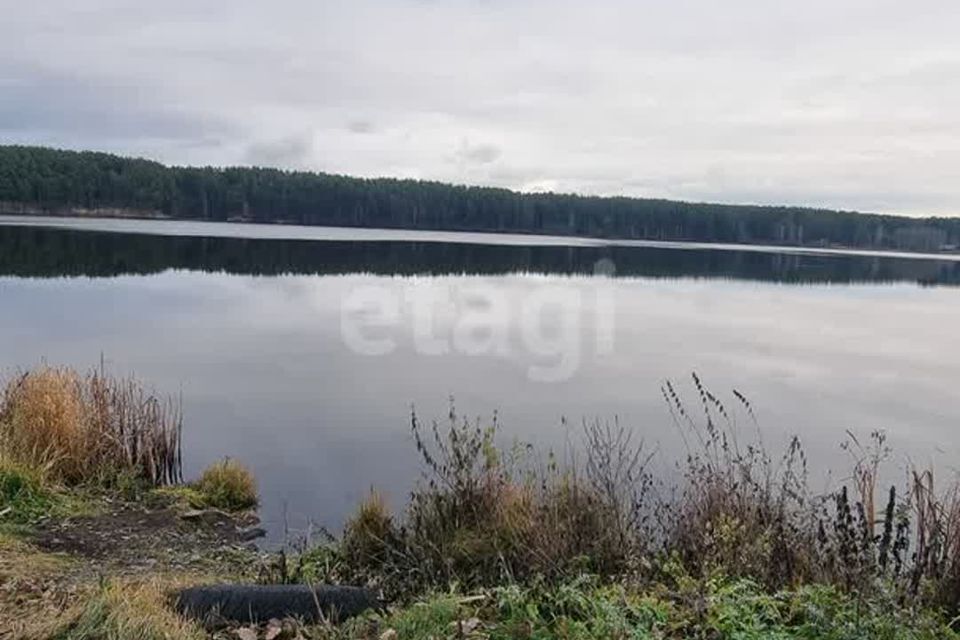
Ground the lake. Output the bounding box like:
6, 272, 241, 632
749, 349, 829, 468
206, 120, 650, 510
2, 216, 959, 541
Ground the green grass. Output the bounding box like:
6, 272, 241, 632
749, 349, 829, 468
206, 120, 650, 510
299, 575, 959, 640
383, 595, 463, 637
149, 485, 209, 510
0, 459, 52, 520
0, 458, 101, 534
5, 372, 960, 639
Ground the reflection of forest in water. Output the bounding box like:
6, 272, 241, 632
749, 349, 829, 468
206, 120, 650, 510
2, 225, 959, 286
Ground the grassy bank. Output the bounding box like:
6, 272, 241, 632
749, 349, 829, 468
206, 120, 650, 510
4, 366, 960, 639
51, 574, 960, 640
0, 365, 261, 638
0, 364, 258, 520
279, 377, 960, 638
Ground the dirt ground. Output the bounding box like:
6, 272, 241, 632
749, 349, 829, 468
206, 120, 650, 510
31, 500, 261, 569
0, 497, 265, 639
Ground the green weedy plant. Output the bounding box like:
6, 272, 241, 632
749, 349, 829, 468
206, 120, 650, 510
491, 576, 673, 640
336, 403, 654, 598
383, 595, 463, 638
302, 375, 960, 629
698, 578, 787, 638
658, 373, 816, 591
323, 594, 465, 640
485, 575, 960, 640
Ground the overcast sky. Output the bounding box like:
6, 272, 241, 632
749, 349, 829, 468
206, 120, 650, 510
2, 0, 958, 216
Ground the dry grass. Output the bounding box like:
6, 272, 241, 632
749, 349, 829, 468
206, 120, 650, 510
196, 458, 258, 511
0, 365, 183, 487
0, 532, 88, 639
50, 577, 205, 640
1, 367, 87, 483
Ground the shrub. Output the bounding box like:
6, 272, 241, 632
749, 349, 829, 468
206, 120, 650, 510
339, 490, 398, 581
301, 376, 960, 619
328, 405, 647, 598
659, 374, 815, 590
196, 458, 258, 511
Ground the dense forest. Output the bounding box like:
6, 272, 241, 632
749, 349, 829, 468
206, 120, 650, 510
1, 145, 958, 252
2, 225, 958, 286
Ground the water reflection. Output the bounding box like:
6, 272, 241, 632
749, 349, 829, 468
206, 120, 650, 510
2, 225, 960, 285
1, 222, 959, 540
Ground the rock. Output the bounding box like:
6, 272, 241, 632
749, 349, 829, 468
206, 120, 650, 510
236, 627, 257, 640
180, 508, 233, 527
236, 512, 262, 527
237, 526, 267, 542
449, 617, 482, 635
265, 618, 283, 640
282, 620, 299, 639
379, 630, 398, 640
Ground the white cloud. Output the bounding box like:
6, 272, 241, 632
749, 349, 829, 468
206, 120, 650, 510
1, 0, 958, 215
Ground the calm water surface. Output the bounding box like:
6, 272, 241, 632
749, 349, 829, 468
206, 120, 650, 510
1, 218, 959, 540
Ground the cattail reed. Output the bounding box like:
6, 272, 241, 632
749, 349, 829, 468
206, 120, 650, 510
0, 365, 183, 487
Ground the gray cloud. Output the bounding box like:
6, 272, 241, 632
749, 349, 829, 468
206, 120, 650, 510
454, 140, 502, 166
1, 0, 959, 215
245, 134, 315, 169
346, 120, 376, 134
0, 62, 235, 144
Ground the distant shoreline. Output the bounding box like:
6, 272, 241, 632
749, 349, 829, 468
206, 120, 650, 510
3, 145, 959, 257
3, 210, 960, 264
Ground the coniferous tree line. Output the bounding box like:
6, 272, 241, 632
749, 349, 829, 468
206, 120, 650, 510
1, 145, 957, 252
